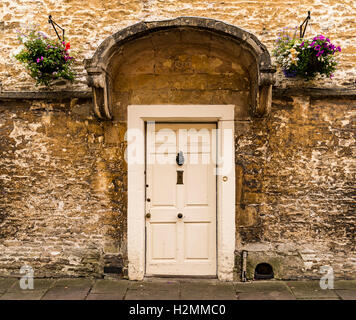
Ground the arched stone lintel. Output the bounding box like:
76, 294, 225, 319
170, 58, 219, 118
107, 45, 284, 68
85, 17, 276, 120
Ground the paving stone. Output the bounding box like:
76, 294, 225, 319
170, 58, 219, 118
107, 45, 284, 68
7, 278, 55, 292
334, 290, 356, 300
41, 279, 93, 300
0, 290, 46, 300
125, 280, 179, 300
238, 291, 296, 300
0, 277, 355, 300
91, 279, 129, 296
41, 286, 91, 300
286, 281, 339, 299
234, 281, 290, 293
86, 293, 124, 300
53, 278, 94, 287
0, 278, 17, 293
334, 280, 356, 290
180, 281, 237, 300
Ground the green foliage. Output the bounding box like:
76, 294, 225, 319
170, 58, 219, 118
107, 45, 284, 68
14, 28, 75, 86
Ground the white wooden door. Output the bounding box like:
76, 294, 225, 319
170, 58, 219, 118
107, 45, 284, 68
145, 122, 217, 276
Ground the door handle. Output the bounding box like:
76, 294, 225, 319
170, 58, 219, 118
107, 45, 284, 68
177, 213, 183, 219
146, 213, 151, 219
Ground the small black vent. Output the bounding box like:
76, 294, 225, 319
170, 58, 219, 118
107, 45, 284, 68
254, 263, 274, 280
104, 266, 122, 274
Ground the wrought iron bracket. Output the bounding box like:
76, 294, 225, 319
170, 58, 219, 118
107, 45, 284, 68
300, 11, 311, 39
48, 15, 65, 42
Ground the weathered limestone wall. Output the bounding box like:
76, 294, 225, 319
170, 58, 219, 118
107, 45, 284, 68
0, 94, 355, 279
234, 95, 356, 280
110, 28, 254, 121
0, 98, 128, 277
1, 0, 355, 91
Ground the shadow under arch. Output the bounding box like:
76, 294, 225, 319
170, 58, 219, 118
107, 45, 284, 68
84, 16, 276, 120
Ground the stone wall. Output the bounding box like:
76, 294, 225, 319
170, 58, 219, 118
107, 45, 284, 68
1, 0, 355, 91
110, 27, 254, 121
234, 94, 356, 280
0, 0, 355, 280
0, 98, 128, 277
0, 93, 355, 279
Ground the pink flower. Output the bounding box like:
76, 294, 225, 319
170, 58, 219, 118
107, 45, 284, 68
40, 56, 44, 61
36, 58, 40, 63
330, 73, 334, 79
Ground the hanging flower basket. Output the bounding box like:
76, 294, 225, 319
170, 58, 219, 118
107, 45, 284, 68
273, 27, 341, 80
14, 26, 75, 87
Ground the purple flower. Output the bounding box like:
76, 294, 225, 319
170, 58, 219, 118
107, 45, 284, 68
336, 46, 341, 52
326, 38, 330, 43
36, 58, 40, 63
314, 44, 321, 51
330, 73, 334, 79
309, 41, 316, 47
300, 41, 304, 47
40, 56, 44, 61
316, 50, 324, 57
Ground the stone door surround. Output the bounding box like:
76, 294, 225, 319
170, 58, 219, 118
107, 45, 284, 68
127, 105, 235, 280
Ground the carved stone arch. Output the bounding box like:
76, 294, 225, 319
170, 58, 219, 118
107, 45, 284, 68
84, 17, 275, 120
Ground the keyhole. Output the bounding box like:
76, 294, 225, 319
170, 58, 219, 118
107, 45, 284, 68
177, 170, 184, 185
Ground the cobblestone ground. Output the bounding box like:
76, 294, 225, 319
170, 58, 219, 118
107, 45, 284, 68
0, 278, 355, 300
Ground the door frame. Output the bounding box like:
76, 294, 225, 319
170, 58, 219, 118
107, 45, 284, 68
127, 105, 235, 281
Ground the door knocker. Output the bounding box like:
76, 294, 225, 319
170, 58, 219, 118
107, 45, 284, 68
176, 151, 184, 166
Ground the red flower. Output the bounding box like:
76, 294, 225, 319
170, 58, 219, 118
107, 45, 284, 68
65, 42, 70, 50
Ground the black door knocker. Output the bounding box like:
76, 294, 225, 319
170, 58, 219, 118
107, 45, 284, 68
176, 151, 184, 166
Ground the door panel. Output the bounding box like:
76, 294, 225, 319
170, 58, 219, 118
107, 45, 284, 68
186, 164, 209, 205
184, 223, 210, 259
146, 122, 217, 276
152, 164, 176, 206
150, 223, 177, 260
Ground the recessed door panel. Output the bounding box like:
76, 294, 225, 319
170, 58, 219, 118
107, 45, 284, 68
150, 223, 177, 260
152, 164, 176, 206
184, 223, 210, 259
186, 164, 209, 205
